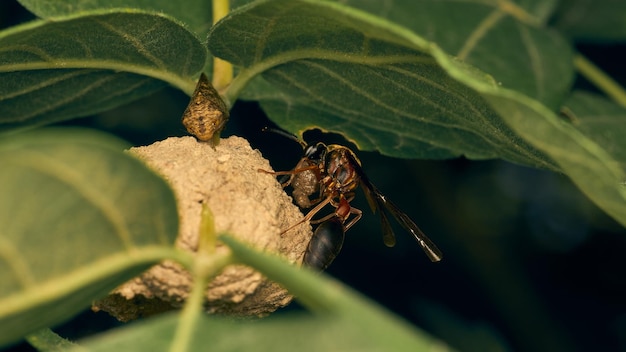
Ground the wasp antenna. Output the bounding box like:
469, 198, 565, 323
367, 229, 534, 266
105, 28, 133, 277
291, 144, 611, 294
262, 127, 307, 149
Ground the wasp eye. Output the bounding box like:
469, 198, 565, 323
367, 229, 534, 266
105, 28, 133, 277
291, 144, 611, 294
304, 142, 327, 161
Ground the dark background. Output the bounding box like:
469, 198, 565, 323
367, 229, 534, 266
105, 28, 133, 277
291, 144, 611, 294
2, 1, 625, 351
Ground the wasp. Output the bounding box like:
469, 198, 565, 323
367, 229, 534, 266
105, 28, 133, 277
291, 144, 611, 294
260, 130, 443, 265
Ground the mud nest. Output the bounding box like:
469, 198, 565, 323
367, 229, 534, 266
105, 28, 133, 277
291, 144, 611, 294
92, 136, 312, 319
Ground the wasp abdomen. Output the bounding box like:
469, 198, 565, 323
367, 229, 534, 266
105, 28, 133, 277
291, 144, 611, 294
303, 218, 346, 271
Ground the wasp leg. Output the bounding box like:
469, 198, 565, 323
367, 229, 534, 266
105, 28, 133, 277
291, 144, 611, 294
280, 196, 332, 234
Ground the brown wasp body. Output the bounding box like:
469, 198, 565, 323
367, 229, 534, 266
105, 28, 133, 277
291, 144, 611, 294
260, 131, 443, 266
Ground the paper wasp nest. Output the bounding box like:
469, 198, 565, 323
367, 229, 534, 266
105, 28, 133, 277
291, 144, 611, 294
92, 136, 312, 319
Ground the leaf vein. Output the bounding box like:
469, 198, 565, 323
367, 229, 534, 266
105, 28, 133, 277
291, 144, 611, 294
518, 23, 545, 100
457, 8, 506, 60
92, 18, 167, 70
0, 44, 55, 62
0, 236, 36, 289
254, 2, 297, 65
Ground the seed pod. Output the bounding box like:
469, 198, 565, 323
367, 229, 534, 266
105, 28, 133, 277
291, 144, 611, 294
181, 73, 229, 146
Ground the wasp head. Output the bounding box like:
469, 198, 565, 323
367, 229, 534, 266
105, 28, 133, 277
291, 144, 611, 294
303, 142, 328, 164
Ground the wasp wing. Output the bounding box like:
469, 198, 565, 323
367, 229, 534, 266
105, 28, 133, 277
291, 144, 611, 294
351, 157, 442, 262
380, 195, 443, 262
360, 177, 397, 247
342, 152, 397, 247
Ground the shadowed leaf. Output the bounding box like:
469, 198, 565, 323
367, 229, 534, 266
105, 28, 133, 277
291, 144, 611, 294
0, 10, 207, 129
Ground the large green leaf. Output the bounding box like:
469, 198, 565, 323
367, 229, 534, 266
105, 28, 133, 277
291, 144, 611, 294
0, 128, 181, 347
208, 0, 626, 227
74, 235, 448, 352
0, 10, 207, 129
77, 313, 444, 352
342, 0, 572, 110
211, 0, 556, 169
18, 0, 213, 40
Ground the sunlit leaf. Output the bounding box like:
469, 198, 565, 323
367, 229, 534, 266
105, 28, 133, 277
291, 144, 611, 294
0, 128, 180, 347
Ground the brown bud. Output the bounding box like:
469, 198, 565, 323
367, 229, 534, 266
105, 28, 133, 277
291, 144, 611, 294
181, 73, 229, 146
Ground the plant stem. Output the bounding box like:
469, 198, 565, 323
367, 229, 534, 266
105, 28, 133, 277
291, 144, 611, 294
168, 252, 232, 352
168, 203, 232, 352
212, 0, 233, 98
212, 0, 229, 25
574, 53, 626, 108
167, 268, 207, 352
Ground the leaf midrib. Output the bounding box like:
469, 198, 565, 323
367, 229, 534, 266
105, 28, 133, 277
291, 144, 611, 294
0, 60, 193, 93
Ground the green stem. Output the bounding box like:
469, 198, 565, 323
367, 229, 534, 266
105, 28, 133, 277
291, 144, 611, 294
167, 269, 207, 352
168, 203, 232, 352
168, 252, 232, 352
212, 0, 233, 95
574, 53, 626, 108
212, 0, 229, 25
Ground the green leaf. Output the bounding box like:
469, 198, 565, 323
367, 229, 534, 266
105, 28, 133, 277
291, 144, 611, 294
0, 70, 166, 131
464, 82, 626, 228
77, 313, 446, 352
75, 235, 448, 352
561, 91, 626, 172
0, 128, 181, 347
209, 0, 626, 227
18, 0, 214, 40
552, 0, 626, 42
342, 0, 572, 109
211, 0, 556, 170
0, 10, 207, 129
